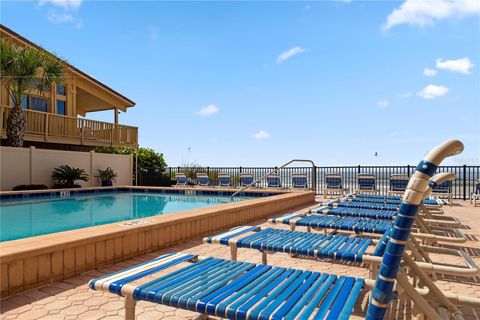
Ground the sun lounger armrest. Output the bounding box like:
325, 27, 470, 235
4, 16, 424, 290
418, 245, 480, 277
203, 226, 261, 244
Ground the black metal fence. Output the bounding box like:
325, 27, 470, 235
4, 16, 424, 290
137, 165, 480, 200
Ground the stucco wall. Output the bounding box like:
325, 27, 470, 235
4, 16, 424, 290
0, 146, 133, 190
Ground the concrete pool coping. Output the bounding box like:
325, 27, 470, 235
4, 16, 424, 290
0, 186, 315, 296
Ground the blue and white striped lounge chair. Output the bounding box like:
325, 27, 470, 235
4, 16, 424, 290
388, 174, 409, 196
218, 173, 232, 187
239, 173, 254, 188
314, 206, 395, 220
89, 250, 478, 320
270, 172, 466, 243
90, 252, 370, 320
196, 172, 210, 187
355, 173, 379, 194
346, 194, 444, 205
203, 223, 473, 275
174, 173, 188, 187
470, 179, 480, 207
89, 140, 479, 320
323, 173, 348, 198
267, 174, 281, 188
327, 200, 399, 211
270, 213, 392, 234
292, 173, 308, 189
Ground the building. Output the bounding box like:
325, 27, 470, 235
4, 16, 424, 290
0, 24, 138, 150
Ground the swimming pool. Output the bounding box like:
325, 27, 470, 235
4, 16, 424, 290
0, 192, 246, 242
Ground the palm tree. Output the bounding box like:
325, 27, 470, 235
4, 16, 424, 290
0, 39, 65, 147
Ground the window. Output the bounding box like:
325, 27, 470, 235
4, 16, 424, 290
56, 85, 66, 95
11, 95, 28, 109
21, 95, 28, 109
30, 96, 48, 112
56, 100, 66, 115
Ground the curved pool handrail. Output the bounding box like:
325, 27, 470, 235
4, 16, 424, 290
230, 159, 316, 200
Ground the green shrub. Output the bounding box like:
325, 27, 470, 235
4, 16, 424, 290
52, 165, 89, 188
13, 184, 49, 191
94, 146, 167, 172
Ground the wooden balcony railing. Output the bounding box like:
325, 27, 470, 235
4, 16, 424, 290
0, 106, 138, 148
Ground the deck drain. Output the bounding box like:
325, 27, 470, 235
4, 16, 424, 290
120, 219, 152, 227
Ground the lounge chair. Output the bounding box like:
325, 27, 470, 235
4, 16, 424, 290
431, 178, 454, 205
355, 173, 379, 194
323, 173, 348, 198
271, 173, 464, 242
388, 174, 409, 195
470, 179, 480, 206
90, 140, 479, 320
239, 173, 254, 188
205, 140, 477, 274
266, 174, 281, 188
218, 173, 232, 187
291, 173, 308, 189
196, 172, 210, 187
345, 193, 445, 205
89, 250, 479, 320
174, 173, 188, 187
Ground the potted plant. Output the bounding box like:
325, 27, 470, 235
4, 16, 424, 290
52, 165, 89, 188
96, 167, 118, 186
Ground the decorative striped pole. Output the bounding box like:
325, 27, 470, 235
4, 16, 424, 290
366, 140, 464, 319
425, 172, 456, 198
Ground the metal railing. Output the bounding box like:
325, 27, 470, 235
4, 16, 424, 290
149, 165, 480, 200
230, 159, 316, 200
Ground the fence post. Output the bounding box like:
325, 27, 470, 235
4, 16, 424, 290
29, 146, 35, 185
463, 164, 467, 200
407, 165, 411, 176
312, 166, 317, 193
357, 165, 361, 173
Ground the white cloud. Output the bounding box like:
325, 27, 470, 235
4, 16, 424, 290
47, 10, 82, 27
417, 84, 449, 99
253, 130, 270, 140
384, 0, 480, 30
377, 100, 390, 108
276, 47, 307, 64
423, 68, 437, 77
39, 0, 82, 11
40, 0, 83, 27
197, 105, 219, 116
397, 92, 412, 99
436, 57, 474, 74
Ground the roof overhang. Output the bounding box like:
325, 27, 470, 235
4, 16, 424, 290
0, 24, 136, 110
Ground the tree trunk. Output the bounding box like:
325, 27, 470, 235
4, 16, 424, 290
6, 106, 26, 147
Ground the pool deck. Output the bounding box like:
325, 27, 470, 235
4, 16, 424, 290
1, 198, 479, 320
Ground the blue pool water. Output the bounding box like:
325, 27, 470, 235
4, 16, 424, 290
0, 192, 244, 242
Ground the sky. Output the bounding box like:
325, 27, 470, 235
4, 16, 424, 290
2, 0, 479, 166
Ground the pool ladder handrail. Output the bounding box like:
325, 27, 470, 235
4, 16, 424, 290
230, 159, 317, 200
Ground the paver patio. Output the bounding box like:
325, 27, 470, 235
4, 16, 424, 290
1, 198, 479, 320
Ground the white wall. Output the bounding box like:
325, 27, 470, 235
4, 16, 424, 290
0, 146, 133, 190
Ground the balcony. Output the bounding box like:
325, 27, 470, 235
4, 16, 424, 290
0, 106, 138, 148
